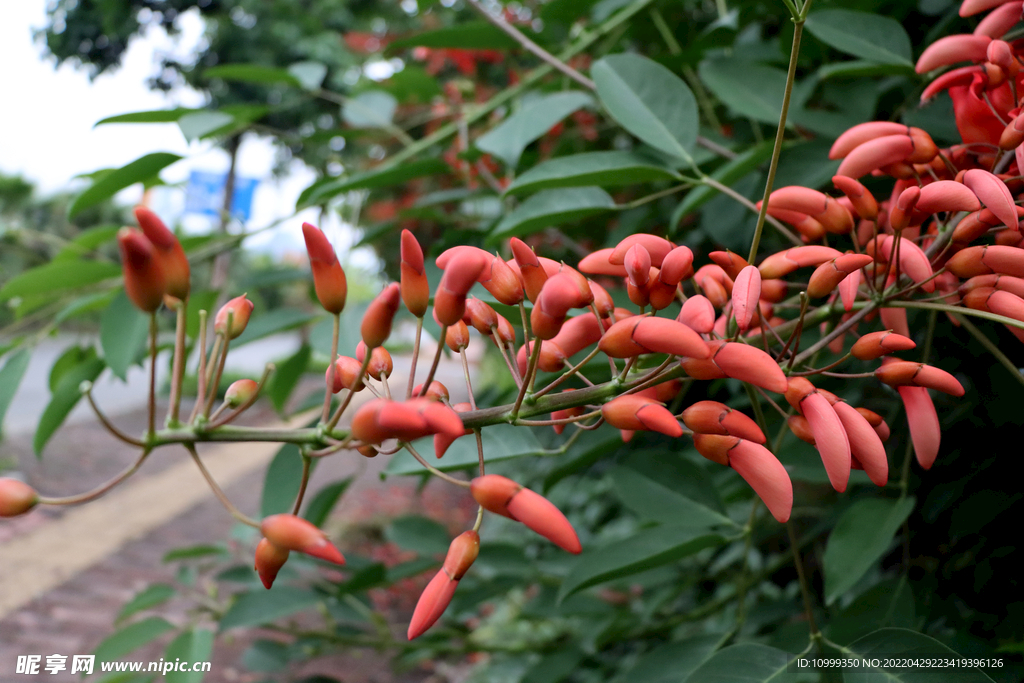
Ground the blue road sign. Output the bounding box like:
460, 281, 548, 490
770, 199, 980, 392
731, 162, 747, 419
184, 170, 259, 221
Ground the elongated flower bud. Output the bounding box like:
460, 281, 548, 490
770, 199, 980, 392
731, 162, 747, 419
361, 283, 401, 349
435, 252, 489, 325
850, 330, 916, 360
602, 395, 683, 437
0, 478, 38, 517
215, 294, 254, 340
328, 356, 365, 393
302, 223, 347, 314
510, 238, 548, 303
400, 230, 429, 317
118, 228, 166, 313
681, 401, 765, 443
254, 538, 290, 589
260, 514, 345, 564
471, 475, 581, 553
407, 531, 479, 640
355, 341, 393, 380
225, 379, 258, 408
445, 320, 471, 351
135, 207, 190, 302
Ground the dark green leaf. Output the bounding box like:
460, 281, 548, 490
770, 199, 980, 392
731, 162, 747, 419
0, 348, 31, 433
219, 587, 323, 631
387, 21, 519, 51
385, 424, 544, 476
805, 10, 913, 66
162, 544, 228, 562
302, 478, 352, 528
827, 577, 916, 645
674, 140, 774, 223
559, 524, 728, 601
682, 642, 797, 682
94, 617, 174, 662
610, 457, 737, 530
699, 58, 789, 124
506, 151, 680, 196
385, 516, 451, 556
823, 496, 915, 604
241, 639, 291, 672
476, 91, 593, 167
95, 108, 200, 125
520, 647, 585, 683
101, 290, 150, 381
34, 355, 105, 455
490, 187, 615, 241
117, 584, 176, 624
261, 443, 313, 517
267, 344, 311, 414
54, 225, 120, 261
592, 54, 698, 162
818, 60, 915, 80
233, 309, 319, 348
623, 635, 724, 683
164, 629, 214, 683
203, 63, 300, 86
69, 153, 182, 218
298, 158, 450, 207
842, 629, 996, 682
55, 291, 119, 324
0, 260, 121, 301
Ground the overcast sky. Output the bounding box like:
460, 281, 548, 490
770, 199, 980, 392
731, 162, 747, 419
0, 1, 359, 258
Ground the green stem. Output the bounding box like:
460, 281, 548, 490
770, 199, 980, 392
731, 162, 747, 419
407, 316, 423, 398
148, 312, 158, 438
168, 302, 187, 427
323, 313, 340, 424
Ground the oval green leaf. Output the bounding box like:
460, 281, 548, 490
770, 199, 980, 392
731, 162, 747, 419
34, 354, 105, 456
0, 348, 31, 434
476, 91, 593, 168
302, 477, 352, 528
267, 343, 311, 415
219, 587, 323, 631
0, 260, 121, 302
805, 9, 913, 67
823, 496, 916, 604
699, 58, 789, 125
506, 151, 680, 196
94, 616, 175, 662
164, 628, 214, 683
682, 642, 798, 683
558, 524, 728, 602
842, 628, 996, 682
117, 584, 176, 624
69, 152, 182, 218
101, 290, 150, 381
203, 63, 300, 86
592, 54, 698, 162
490, 187, 615, 241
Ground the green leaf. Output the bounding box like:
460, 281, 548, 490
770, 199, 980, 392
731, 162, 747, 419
827, 577, 916, 645
117, 584, 176, 624
34, 355, 105, 456
490, 187, 615, 241
558, 524, 727, 601
101, 290, 150, 381
261, 443, 312, 517
385, 424, 544, 476
342, 90, 398, 129
385, 516, 451, 556
69, 152, 182, 218
203, 63, 300, 87
673, 140, 775, 223
298, 158, 450, 207
288, 61, 327, 91
164, 629, 214, 683
622, 635, 724, 683
823, 496, 916, 604
49, 345, 95, 393
818, 60, 915, 80
0, 260, 121, 301
55, 291, 119, 324
805, 9, 913, 66
0, 348, 31, 434
178, 111, 235, 142
506, 151, 680, 196
699, 58, 789, 124
232, 309, 320, 348
219, 587, 323, 631
302, 477, 352, 528
842, 628, 996, 682
386, 21, 519, 51
267, 344, 311, 414
53, 225, 120, 261
682, 642, 798, 683
95, 108, 200, 126
520, 647, 585, 683
94, 616, 174, 662
592, 54, 698, 162
162, 544, 228, 562
476, 91, 593, 167
610, 456, 737, 530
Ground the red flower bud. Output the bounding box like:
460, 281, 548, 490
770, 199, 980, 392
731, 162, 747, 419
254, 538, 290, 589
328, 356, 365, 393
445, 320, 471, 351
681, 401, 765, 443
414, 381, 450, 402
215, 294, 254, 340
356, 341, 393, 380
134, 207, 190, 302
471, 475, 581, 553
435, 252, 489, 325
407, 530, 480, 640
510, 238, 548, 303
302, 223, 347, 314
225, 379, 258, 408
361, 283, 401, 349
602, 395, 682, 437
0, 478, 38, 517
400, 229, 429, 317
260, 514, 345, 565
118, 228, 166, 313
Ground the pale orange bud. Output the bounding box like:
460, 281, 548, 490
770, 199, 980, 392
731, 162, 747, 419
135, 207, 189, 302
361, 283, 401, 349
711, 342, 789, 394
763, 186, 854, 233
832, 401, 888, 487
759, 245, 843, 279
692, 433, 738, 466
681, 401, 765, 443
888, 186, 920, 231
948, 245, 1024, 279
727, 439, 793, 523
731, 266, 761, 331
260, 514, 345, 564
963, 168, 1019, 231
254, 538, 290, 589
579, 248, 628, 277
830, 121, 911, 159
832, 176, 879, 220
479, 255, 524, 305
647, 277, 677, 311
435, 252, 489, 325
443, 529, 480, 580
118, 228, 166, 313
471, 475, 581, 553
609, 234, 674, 267
464, 298, 499, 335
494, 315, 516, 345
407, 530, 480, 640
215, 294, 254, 339
807, 254, 873, 299
624, 244, 652, 288
0, 478, 38, 517
329, 356, 364, 393
916, 33, 991, 73
557, 263, 594, 306
355, 341, 393, 380
357, 444, 378, 458
302, 222, 347, 314
709, 251, 750, 280
915, 180, 981, 214
788, 415, 816, 444
850, 330, 916, 360
414, 381, 450, 402
225, 379, 258, 408
599, 316, 710, 359
899, 385, 940, 468
907, 127, 939, 164
659, 246, 695, 286
400, 230, 429, 317
999, 110, 1024, 150
799, 391, 852, 492
677, 295, 715, 334
510, 238, 548, 303
836, 135, 915, 178
875, 361, 965, 397
516, 340, 568, 374
434, 402, 471, 457
601, 395, 682, 437
549, 313, 603, 358
589, 280, 615, 317
445, 320, 471, 351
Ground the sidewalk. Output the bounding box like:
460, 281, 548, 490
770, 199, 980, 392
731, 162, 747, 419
0, 351, 477, 682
